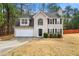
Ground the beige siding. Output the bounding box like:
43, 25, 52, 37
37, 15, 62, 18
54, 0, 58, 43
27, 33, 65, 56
33, 12, 63, 37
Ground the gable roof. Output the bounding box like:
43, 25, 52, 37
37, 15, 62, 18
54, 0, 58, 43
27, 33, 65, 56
33, 11, 49, 18
18, 15, 31, 18
45, 12, 60, 18
33, 11, 61, 18
18, 11, 61, 19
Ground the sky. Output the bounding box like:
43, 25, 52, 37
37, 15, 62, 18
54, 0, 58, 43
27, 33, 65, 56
34, 3, 79, 11
18, 3, 79, 12
59, 3, 79, 9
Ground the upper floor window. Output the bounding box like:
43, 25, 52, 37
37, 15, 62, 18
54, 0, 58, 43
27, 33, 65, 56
60, 19, 62, 24
48, 18, 58, 24
53, 19, 54, 24
47, 18, 49, 24
55, 19, 57, 24
49, 19, 53, 24
38, 18, 43, 25
48, 18, 53, 24
22, 19, 27, 24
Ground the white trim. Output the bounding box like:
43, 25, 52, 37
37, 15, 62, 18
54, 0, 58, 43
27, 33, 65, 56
20, 18, 30, 26
33, 11, 49, 18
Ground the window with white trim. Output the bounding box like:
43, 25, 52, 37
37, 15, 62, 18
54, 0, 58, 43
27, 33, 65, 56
60, 19, 62, 24
22, 19, 27, 24
49, 19, 53, 24
55, 19, 57, 24
53, 19, 54, 24
48, 29, 54, 34
55, 29, 57, 33
60, 29, 62, 34
38, 18, 43, 25
48, 19, 54, 24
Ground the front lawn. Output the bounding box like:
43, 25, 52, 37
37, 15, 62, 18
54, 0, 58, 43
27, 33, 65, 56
3, 34, 79, 56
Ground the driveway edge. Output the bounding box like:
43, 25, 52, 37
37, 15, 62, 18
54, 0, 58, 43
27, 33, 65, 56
0, 40, 30, 56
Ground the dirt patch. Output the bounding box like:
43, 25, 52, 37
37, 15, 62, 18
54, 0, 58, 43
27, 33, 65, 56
0, 34, 14, 41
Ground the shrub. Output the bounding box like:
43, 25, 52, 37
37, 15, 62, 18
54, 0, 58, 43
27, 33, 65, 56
49, 34, 53, 38
57, 34, 62, 38
43, 33, 48, 38
52, 34, 62, 38
52, 34, 57, 38
48, 34, 57, 38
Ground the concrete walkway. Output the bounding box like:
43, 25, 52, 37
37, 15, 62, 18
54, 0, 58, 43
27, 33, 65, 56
0, 38, 33, 54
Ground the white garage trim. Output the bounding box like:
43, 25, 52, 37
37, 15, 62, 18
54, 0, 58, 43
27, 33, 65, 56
14, 27, 34, 37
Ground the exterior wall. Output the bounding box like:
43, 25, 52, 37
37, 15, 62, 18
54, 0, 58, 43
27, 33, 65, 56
33, 12, 48, 37
15, 11, 63, 37
48, 18, 63, 35
20, 18, 30, 26
33, 12, 63, 37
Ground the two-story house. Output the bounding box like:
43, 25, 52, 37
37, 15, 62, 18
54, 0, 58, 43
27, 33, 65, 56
14, 11, 63, 37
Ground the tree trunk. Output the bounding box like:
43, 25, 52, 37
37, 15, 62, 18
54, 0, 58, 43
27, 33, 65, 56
6, 4, 10, 34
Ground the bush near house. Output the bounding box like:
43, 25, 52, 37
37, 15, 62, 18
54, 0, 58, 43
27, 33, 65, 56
43, 33, 62, 38
43, 33, 48, 38
52, 34, 57, 38
51, 34, 62, 38
57, 34, 62, 38
49, 34, 53, 38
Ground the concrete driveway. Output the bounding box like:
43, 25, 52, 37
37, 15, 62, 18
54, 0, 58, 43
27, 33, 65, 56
0, 38, 33, 53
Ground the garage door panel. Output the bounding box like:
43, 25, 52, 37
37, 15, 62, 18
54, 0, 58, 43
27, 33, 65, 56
15, 28, 33, 37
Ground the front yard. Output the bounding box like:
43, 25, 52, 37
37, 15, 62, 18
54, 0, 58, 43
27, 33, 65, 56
3, 34, 79, 56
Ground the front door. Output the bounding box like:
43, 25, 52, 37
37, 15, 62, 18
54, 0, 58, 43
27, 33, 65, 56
39, 29, 42, 36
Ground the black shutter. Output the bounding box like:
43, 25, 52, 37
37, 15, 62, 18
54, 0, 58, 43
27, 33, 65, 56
60, 19, 62, 24
48, 18, 49, 24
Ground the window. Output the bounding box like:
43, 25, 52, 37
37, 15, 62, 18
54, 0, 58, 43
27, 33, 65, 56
49, 29, 52, 34
48, 19, 53, 24
48, 29, 49, 34
60, 19, 62, 24
22, 19, 25, 24
53, 19, 54, 24
47, 18, 49, 24
53, 29, 54, 34
49, 19, 52, 24
38, 18, 43, 25
55, 19, 57, 24
22, 19, 27, 24
55, 29, 57, 33
25, 19, 27, 24
60, 29, 62, 34
48, 29, 54, 34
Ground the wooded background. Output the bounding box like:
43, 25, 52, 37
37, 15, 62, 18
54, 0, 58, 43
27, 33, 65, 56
0, 3, 79, 35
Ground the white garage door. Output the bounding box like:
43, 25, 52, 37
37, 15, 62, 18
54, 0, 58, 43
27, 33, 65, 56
14, 28, 33, 37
